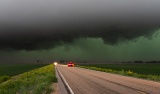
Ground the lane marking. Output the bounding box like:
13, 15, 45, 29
56, 66, 74, 94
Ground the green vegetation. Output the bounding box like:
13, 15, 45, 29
78, 64, 160, 82
0, 64, 48, 85
0, 64, 57, 94
0, 64, 47, 76
0, 76, 11, 84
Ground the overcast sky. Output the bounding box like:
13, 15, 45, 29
0, 0, 160, 63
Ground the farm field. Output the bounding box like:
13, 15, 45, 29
0, 64, 48, 76
78, 64, 160, 81
0, 64, 57, 94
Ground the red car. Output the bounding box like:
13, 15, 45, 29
68, 62, 74, 67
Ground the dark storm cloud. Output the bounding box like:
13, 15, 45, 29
0, 0, 160, 50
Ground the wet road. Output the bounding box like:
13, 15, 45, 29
56, 64, 160, 94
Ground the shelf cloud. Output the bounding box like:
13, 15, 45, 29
0, 0, 160, 50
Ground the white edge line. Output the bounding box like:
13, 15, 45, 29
56, 67, 75, 94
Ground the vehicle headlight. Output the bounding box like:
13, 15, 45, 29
54, 62, 58, 65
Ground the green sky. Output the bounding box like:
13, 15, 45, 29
0, 29, 160, 64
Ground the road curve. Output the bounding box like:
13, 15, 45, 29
56, 64, 160, 94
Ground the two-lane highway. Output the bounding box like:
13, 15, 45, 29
56, 64, 160, 94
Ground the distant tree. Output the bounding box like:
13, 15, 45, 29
37, 60, 40, 63
60, 60, 65, 64
134, 61, 143, 63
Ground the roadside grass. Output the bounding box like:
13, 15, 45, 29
0, 64, 47, 76
0, 64, 57, 94
0, 64, 47, 84
78, 64, 160, 82
0, 76, 11, 84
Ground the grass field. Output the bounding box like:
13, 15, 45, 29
0, 64, 57, 94
78, 64, 160, 81
0, 64, 47, 76
79, 64, 160, 75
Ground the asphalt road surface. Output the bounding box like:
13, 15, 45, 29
56, 64, 160, 94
